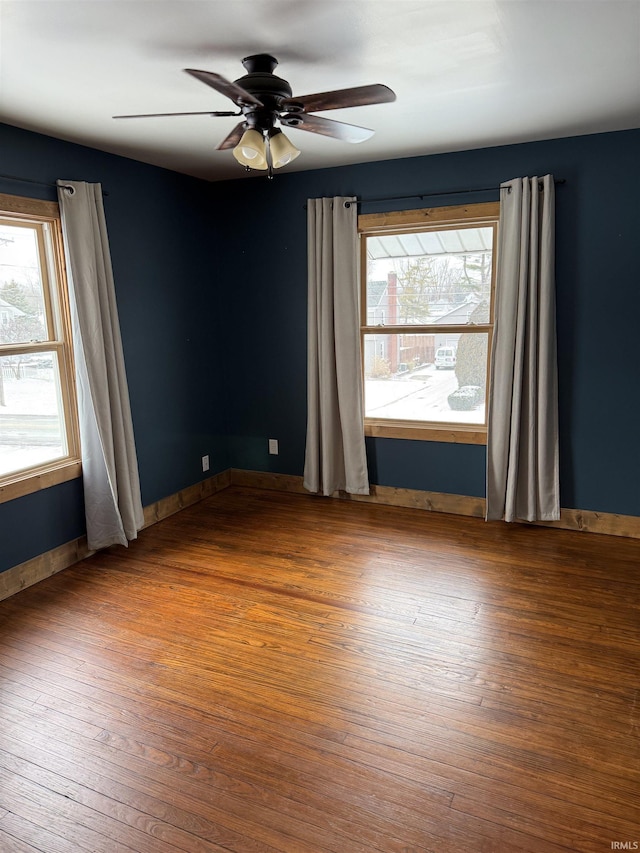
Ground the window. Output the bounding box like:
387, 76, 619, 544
0, 193, 80, 501
359, 202, 499, 444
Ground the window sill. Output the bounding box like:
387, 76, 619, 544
0, 459, 82, 504
365, 421, 487, 445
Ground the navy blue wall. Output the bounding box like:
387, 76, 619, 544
220, 129, 640, 517
0, 123, 231, 572
1, 123, 639, 574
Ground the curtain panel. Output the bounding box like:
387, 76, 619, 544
304, 197, 369, 496
486, 175, 559, 522
57, 180, 144, 550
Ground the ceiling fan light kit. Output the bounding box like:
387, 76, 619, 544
114, 54, 395, 178
232, 126, 300, 172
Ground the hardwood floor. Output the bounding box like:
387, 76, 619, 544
0, 486, 638, 853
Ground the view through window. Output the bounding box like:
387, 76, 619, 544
360, 203, 499, 442
0, 195, 79, 495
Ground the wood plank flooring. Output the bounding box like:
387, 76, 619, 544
0, 486, 638, 853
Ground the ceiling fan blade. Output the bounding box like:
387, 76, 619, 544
281, 113, 374, 144
282, 84, 395, 114
113, 110, 240, 119
184, 68, 263, 107
216, 122, 246, 150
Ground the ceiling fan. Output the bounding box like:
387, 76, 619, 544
114, 54, 396, 176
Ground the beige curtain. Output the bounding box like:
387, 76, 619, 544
486, 175, 559, 522
303, 197, 369, 496
58, 180, 144, 550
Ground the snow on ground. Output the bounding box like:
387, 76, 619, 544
0, 371, 59, 415
365, 365, 484, 424
0, 372, 64, 476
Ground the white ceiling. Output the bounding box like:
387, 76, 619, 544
0, 1, 638, 183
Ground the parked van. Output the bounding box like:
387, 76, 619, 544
435, 347, 456, 369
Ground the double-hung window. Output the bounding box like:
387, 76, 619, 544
0, 193, 80, 501
359, 202, 499, 444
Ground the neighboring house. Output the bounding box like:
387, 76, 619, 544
364, 274, 484, 375
432, 294, 483, 350
0, 296, 25, 326
366, 279, 388, 326
363, 280, 389, 375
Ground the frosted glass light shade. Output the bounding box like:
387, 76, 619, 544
269, 130, 301, 168
233, 129, 268, 169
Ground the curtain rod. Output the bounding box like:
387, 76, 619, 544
343, 178, 565, 208
0, 173, 108, 196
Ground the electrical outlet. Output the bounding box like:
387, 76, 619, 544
268, 438, 279, 455
201, 454, 210, 472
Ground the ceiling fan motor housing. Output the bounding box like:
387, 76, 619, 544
235, 54, 297, 132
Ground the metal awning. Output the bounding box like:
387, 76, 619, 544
366, 227, 493, 260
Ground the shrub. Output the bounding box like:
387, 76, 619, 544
448, 385, 482, 410
369, 356, 391, 378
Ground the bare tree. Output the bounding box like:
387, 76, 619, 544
0, 279, 47, 381
462, 252, 492, 290
395, 256, 462, 323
